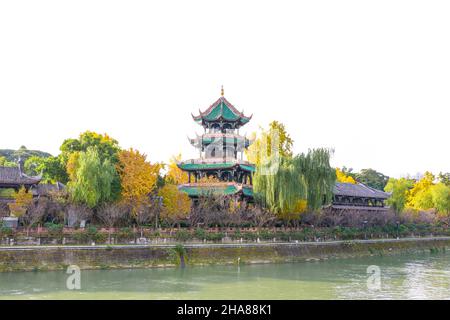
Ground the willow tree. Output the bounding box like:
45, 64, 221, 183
297, 148, 336, 210
68, 147, 117, 208
253, 148, 335, 215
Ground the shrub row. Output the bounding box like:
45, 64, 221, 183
1, 223, 450, 244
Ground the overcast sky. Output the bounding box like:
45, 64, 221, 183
0, 0, 449, 178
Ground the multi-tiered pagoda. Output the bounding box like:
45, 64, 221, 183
178, 87, 255, 200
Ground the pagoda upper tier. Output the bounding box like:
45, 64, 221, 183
189, 133, 252, 150
192, 95, 252, 130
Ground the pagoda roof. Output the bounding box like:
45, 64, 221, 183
179, 182, 253, 197
177, 160, 255, 172
0, 166, 41, 188
192, 96, 252, 127
333, 182, 391, 199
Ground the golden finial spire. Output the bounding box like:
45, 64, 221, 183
221, 85, 224, 97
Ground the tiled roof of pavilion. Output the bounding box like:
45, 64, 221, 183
333, 182, 391, 199
192, 96, 252, 127
0, 166, 41, 187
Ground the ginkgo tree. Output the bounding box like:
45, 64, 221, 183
165, 154, 188, 185
336, 168, 356, 184
116, 148, 162, 213
158, 184, 191, 228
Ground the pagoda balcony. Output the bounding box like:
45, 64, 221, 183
189, 133, 252, 147
178, 182, 254, 198
180, 182, 253, 188
180, 158, 253, 166
201, 132, 251, 139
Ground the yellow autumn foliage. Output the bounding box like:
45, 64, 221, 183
165, 154, 188, 184
197, 175, 221, 184
66, 151, 80, 181
406, 171, 435, 210
116, 148, 161, 213
276, 199, 308, 221
8, 187, 33, 218
158, 184, 191, 222
336, 168, 356, 184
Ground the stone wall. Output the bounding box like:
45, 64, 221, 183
0, 237, 449, 272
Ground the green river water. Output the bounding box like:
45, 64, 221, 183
1, 251, 450, 299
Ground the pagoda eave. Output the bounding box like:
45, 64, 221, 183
177, 161, 255, 172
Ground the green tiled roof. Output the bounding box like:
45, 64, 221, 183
192, 97, 251, 126
203, 101, 239, 121
242, 186, 254, 197
240, 164, 255, 172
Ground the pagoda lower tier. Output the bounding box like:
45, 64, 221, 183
179, 182, 253, 199
177, 159, 255, 185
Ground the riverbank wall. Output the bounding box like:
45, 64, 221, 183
0, 237, 449, 272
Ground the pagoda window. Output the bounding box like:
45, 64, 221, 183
205, 143, 223, 158
222, 123, 232, 132
211, 123, 221, 133
225, 146, 235, 158
220, 171, 230, 181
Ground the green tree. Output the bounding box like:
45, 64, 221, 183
68, 147, 118, 208
355, 168, 389, 190
341, 166, 356, 180
438, 172, 450, 187
430, 183, 450, 215
60, 131, 121, 199
384, 178, 414, 213
24, 155, 68, 183
0, 156, 16, 167
60, 131, 120, 163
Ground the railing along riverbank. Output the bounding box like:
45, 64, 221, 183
1, 223, 450, 246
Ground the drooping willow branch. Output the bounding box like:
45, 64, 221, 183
253, 148, 336, 214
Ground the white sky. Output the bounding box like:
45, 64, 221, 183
0, 0, 449, 178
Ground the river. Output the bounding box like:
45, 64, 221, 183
1, 251, 450, 299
